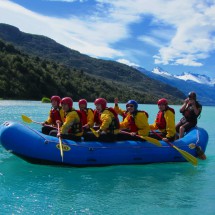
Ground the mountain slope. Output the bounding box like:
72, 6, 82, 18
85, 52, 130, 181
1, 39, 165, 102
0, 23, 185, 104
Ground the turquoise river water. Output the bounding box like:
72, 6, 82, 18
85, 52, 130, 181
0, 100, 214, 215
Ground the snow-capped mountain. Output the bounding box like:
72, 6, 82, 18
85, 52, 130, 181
152, 67, 215, 86
135, 66, 215, 105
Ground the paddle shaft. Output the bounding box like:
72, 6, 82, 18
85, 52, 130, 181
21, 114, 56, 128
57, 122, 64, 162
120, 130, 144, 139
150, 130, 174, 146
120, 130, 161, 146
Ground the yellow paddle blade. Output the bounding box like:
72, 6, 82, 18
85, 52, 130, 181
90, 128, 99, 138
21, 114, 33, 123
173, 145, 198, 166
141, 136, 162, 147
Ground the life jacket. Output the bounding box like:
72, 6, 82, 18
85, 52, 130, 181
122, 111, 128, 120
50, 107, 62, 125
155, 106, 175, 129
66, 110, 83, 134
79, 108, 93, 125
107, 107, 120, 131
128, 110, 149, 132
93, 108, 120, 132
94, 110, 101, 126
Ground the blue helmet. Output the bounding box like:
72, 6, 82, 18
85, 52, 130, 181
126, 100, 138, 110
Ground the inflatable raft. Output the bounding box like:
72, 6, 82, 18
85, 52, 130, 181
0, 121, 208, 166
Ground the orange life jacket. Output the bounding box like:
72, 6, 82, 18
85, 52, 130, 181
155, 107, 175, 129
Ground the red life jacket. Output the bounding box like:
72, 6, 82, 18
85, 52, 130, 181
80, 109, 88, 125
94, 110, 101, 126
107, 107, 120, 129
128, 111, 149, 132
79, 108, 93, 125
155, 106, 175, 129
50, 107, 62, 125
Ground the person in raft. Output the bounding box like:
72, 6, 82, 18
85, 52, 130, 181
176, 91, 202, 139
117, 100, 150, 141
113, 97, 128, 121
50, 97, 83, 141
42, 95, 64, 135
78, 99, 94, 132
84, 98, 120, 142
175, 92, 205, 160
149, 98, 176, 142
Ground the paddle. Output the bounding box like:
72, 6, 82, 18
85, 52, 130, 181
22, 114, 43, 125
151, 130, 198, 166
57, 122, 64, 162
21, 114, 55, 128
90, 127, 100, 137
120, 130, 161, 147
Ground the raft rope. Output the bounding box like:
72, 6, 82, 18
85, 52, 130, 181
22, 123, 158, 150
23, 123, 58, 144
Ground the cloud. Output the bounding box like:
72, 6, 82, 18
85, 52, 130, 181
0, 0, 215, 69
46, 0, 86, 2
138, 35, 162, 48
117, 58, 140, 67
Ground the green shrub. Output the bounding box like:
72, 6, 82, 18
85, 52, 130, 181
42, 97, 50, 103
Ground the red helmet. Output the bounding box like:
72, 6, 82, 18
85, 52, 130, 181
51, 95, 61, 105
94, 98, 107, 109
157, 98, 168, 106
61, 97, 73, 109
78, 99, 87, 107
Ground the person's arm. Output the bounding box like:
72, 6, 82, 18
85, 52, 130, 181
190, 100, 201, 116
61, 112, 77, 134
44, 110, 52, 125
86, 109, 94, 128
180, 98, 189, 113
99, 111, 112, 131
119, 115, 129, 129
136, 113, 150, 136
149, 120, 158, 131
164, 110, 176, 139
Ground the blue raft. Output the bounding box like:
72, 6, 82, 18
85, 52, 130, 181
0, 121, 208, 166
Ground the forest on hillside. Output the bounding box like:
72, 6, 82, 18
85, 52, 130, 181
0, 40, 169, 103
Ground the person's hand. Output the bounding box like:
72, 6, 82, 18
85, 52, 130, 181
95, 129, 102, 137
83, 124, 90, 129
162, 137, 169, 142
188, 99, 195, 105
56, 120, 62, 126
130, 132, 137, 136
57, 132, 61, 138
184, 98, 189, 103
114, 98, 119, 104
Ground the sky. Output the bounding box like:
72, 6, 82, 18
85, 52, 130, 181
0, 0, 215, 78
